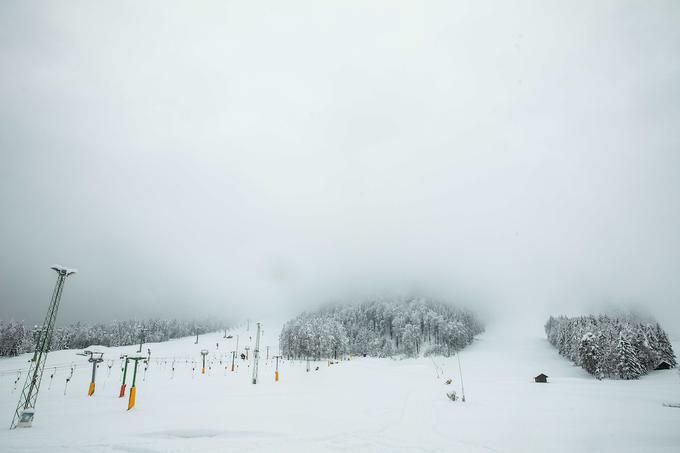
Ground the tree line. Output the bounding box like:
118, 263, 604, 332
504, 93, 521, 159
545, 314, 676, 380
279, 297, 484, 359
0, 318, 226, 357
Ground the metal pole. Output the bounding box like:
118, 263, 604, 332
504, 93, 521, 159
127, 357, 143, 411
137, 328, 143, 353
274, 355, 281, 382
132, 361, 139, 387
457, 352, 466, 402
89, 360, 97, 396
201, 350, 208, 374
119, 357, 129, 397
252, 322, 261, 384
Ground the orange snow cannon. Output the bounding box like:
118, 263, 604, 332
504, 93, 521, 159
275, 370, 279, 382
88, 381, 95, 396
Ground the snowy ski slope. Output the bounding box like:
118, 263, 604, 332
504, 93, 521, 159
0, 318, 678, 452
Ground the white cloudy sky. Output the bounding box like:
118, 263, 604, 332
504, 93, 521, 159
1, 1, 679, 327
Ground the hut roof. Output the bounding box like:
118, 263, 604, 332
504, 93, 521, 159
655, 360, 672, 370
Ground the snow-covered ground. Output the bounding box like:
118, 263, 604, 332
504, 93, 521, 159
0, 319, 678, 452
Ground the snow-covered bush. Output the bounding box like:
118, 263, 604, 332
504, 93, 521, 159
545, 314, 676, 380
280, 297, 483, 359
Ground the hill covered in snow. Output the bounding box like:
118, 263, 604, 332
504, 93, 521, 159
279, 298, 484, 359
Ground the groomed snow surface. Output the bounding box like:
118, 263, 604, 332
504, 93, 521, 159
1, 319, 678, 452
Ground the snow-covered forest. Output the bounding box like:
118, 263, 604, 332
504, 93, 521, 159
545, 314, 676, 380
0, 318, 225, 357
279, 298, 483, 359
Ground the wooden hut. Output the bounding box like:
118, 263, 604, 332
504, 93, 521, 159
534, 373, 548, 383
655, 361, 672, 370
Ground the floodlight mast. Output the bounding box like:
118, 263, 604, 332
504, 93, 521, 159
10, 265, 76, 429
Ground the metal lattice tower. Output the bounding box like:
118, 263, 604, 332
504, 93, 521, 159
10, 265, 76, 429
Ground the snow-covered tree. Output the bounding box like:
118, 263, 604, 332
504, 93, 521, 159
617, 330, 644, 380
279, 297, 483, 359
545, 313, 675, 380
579, 332, 601, 378
0, 318, 227, 357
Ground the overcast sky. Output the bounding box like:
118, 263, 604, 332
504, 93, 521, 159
1, 1, 679, 329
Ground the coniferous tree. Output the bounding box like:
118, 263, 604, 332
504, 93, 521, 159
280, 297, 483, 359
0, 318, 226, 356
579, 332, 600, 378
617, 330, 644, 380
655, 324, 677, 367
545, 312, 675, 379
